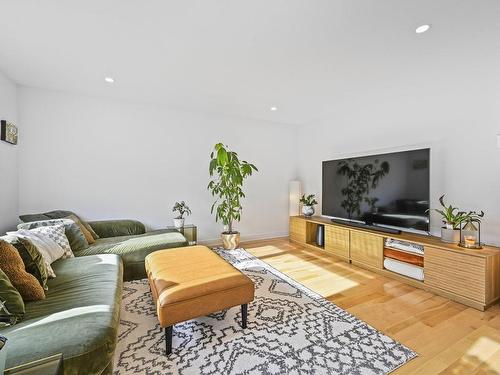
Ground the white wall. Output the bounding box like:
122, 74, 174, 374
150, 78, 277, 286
297, 81, 500, 246
0, 71, 18, 233
18, 87, 298, 242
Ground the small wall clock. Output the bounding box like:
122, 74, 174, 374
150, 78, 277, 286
1, 120, 18, 145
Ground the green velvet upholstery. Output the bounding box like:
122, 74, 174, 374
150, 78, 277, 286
87, 219, 146, 238
76, 229, 188, 280
1, 255, 123, 374
0, 268, 25, 321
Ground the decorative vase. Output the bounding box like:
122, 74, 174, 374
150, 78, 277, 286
440, 227, 460, 243
173, 218, 185, 229
222, 232, 240, 250
302, 205, 315, 217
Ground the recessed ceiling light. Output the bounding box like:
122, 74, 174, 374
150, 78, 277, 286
415, 24, 431, 34
270, 106, 278, 111
104, 77, 115, 83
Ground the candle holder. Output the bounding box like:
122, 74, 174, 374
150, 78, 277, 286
458, 211, 484, 249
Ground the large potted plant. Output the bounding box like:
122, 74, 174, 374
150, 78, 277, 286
208, 143, 258, 249
172, 201, 191, 229
429, 195, 469, 243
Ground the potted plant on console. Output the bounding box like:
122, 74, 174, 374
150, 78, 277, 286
208, 143, 258, 250
172, 201, 191, 229
300, 194, 318, 217
429, 195, 469, 243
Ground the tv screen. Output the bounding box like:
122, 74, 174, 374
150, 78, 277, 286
322, 148, 430, 232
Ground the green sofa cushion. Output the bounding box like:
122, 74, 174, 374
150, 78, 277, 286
87, 219, 146, 238
76, 229, 187, 280
0, 268, 25, 322
1, 254, 123, 374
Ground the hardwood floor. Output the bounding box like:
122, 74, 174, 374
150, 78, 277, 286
241, 237, 500, 375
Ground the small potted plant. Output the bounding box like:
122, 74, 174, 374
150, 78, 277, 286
429, 195, 469, 243
172, 201, 191, 229
300, 194, 318, 217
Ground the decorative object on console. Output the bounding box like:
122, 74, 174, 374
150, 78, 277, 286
428, 195, 469, 243
459, 210, 484, 249
0, 120, 18, 145
172, 201, 191, 229
299, 193, 318, 217
288, 180, 302, 216
208, 143, 258, 249
316, 224, 324, 247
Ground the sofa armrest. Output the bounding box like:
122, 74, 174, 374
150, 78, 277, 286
87, 219, 146, 238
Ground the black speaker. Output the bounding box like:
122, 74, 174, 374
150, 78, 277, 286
316, 225, 325, 247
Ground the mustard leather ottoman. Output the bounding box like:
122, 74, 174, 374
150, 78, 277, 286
145, 245, 255, 354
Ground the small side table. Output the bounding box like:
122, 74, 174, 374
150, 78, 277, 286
167, 224, 197, 245
4, 353, 63, 375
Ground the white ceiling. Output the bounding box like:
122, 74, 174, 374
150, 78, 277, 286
1, 0, 499, 125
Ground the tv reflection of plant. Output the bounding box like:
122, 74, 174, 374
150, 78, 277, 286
337, 159, 389, 219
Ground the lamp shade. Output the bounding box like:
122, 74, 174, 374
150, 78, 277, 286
289, 181, 302, 216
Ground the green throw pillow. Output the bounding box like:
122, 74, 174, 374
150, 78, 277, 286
14, 241, 49, 291
18, 219, 89, 253
0, 268, 25, 323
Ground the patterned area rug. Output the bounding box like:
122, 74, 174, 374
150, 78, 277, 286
114, 248, 417, 374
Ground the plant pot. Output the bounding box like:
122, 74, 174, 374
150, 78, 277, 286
221, 232, 240, 250
173, 218, 185, 229
302, 205, 315, 217
440, 227, 460, 243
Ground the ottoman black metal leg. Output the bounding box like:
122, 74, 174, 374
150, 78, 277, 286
241, 304, 248, 329
165, 326, 173, 355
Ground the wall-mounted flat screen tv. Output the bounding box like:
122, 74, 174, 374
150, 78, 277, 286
322, 148, 430, 232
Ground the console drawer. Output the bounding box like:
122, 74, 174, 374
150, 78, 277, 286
350, 231, 383, 269
325, 226, 350, 259
425, 246, 486, 303
289, 217, 306, 243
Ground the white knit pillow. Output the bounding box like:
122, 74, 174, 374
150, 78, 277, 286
29, 224, 73, 259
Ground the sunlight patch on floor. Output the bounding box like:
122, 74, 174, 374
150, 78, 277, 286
462, 336, 500, 372
248, 246, 360, 295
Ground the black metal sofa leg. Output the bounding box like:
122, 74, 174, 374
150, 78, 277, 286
241, 304, 248, 329
165, 326, 173, 355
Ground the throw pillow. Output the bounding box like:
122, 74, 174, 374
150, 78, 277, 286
1, 235, 48, 290
30, 224, 73, 259
18, 219, 89, 252
9, 230, 65, 278
65, 214, 95, 244
0, 240, 45, 301
20, 210, 100, 240
13, 241, 49, 290
0, 268, 25, 323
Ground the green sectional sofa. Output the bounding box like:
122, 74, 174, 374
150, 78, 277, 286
2, 254, 123, 374
1, 211, 189, 373
19, 210, 189, 280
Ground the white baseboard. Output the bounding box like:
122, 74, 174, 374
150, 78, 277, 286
199, 231, 289, 247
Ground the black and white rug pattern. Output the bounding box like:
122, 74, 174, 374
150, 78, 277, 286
114, 248, 417, 374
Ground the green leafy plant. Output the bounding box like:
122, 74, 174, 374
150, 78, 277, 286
364, 197, 379, 212
172, 201, 191, 219
428, 195, 469, 229
299, 194, 318, 206
460, 210, 485, 229
208, 143, 258, 234
337, 159, 389, 219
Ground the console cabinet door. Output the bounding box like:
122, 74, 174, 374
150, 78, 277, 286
289, 217, 306, 243
350, 231, 383, 269
325, 226, 350, 260
425, 246, 486, 303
